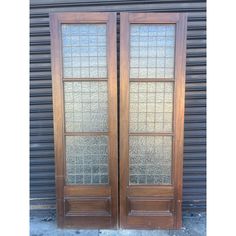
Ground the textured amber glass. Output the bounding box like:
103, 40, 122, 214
129, 24, 175, 185
63, 24, 109, 186
129, 82, 173, 133
130, 24, 175, 79
129, 136, 172, 185
64, 81, 108, 132
66, 136, 109, 185
62, 24, 107, 78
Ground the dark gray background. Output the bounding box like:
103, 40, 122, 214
30, 0, 206, 214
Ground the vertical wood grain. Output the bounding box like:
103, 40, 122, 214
119, 12, 130, 228
49, 14, 65, 227
173, 13, 188, 229
107, 12, 118, 228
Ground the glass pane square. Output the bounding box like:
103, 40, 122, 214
64, 81, 108, 132
129, 136, 172, 185
129, 82, 173, 133
65, 136, 109, 185
62, 24, 107, 78
129, 24, 175, 79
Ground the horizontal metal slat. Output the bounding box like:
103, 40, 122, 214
30, 142, 54, 151
30, 2, 206, 14
30, 0, 206, 8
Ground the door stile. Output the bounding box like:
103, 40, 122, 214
119, 12, 130, 228
50, 14, 65, 227
107, 13, 119, 228
173, 14, 187, 228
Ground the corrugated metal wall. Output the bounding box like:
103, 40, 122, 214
30, 0, 206, 212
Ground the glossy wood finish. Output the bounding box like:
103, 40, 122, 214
127, 198, 174, 216
119, 12, 187, 229
127, 186, 174, 197
173, 13, 188, 228
65, 198, 111, 216
64, 186, 111, 197
50, 12, 118, 229
119, 12, 130, 229
50, 13, 64, 227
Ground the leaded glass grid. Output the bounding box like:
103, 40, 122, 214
64, 81, 108, 132
62, 24, 107, 78
129, 136, 172, 185
130, 24, 175, 79
129, 82, 173, 132
66, 136, 109, 185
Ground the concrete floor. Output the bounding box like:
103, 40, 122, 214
30, 211, 206, 236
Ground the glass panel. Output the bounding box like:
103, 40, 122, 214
62, 24, 107, 78
66, 136, 109, 185
64, 81, 108, 132
130, 24, 175, 79
129, 82, 173, 132
129, 136, 172, 185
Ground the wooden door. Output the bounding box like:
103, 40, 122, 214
50, 12, 118, 228
119, 13, 187, 229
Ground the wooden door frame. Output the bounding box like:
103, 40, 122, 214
50, 12, 118, 228
119, 12, 187, 229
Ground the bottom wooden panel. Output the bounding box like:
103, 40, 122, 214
121, 197, 175, 229
119, 185, 178, 229
60, 185, 117, 228
65, 197, 111, 216
61, 197, 116, 228
127, 197, 174, 216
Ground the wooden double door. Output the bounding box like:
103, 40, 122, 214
50, 12, 187, 229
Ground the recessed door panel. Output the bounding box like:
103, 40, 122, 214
120, 13, 187, 229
